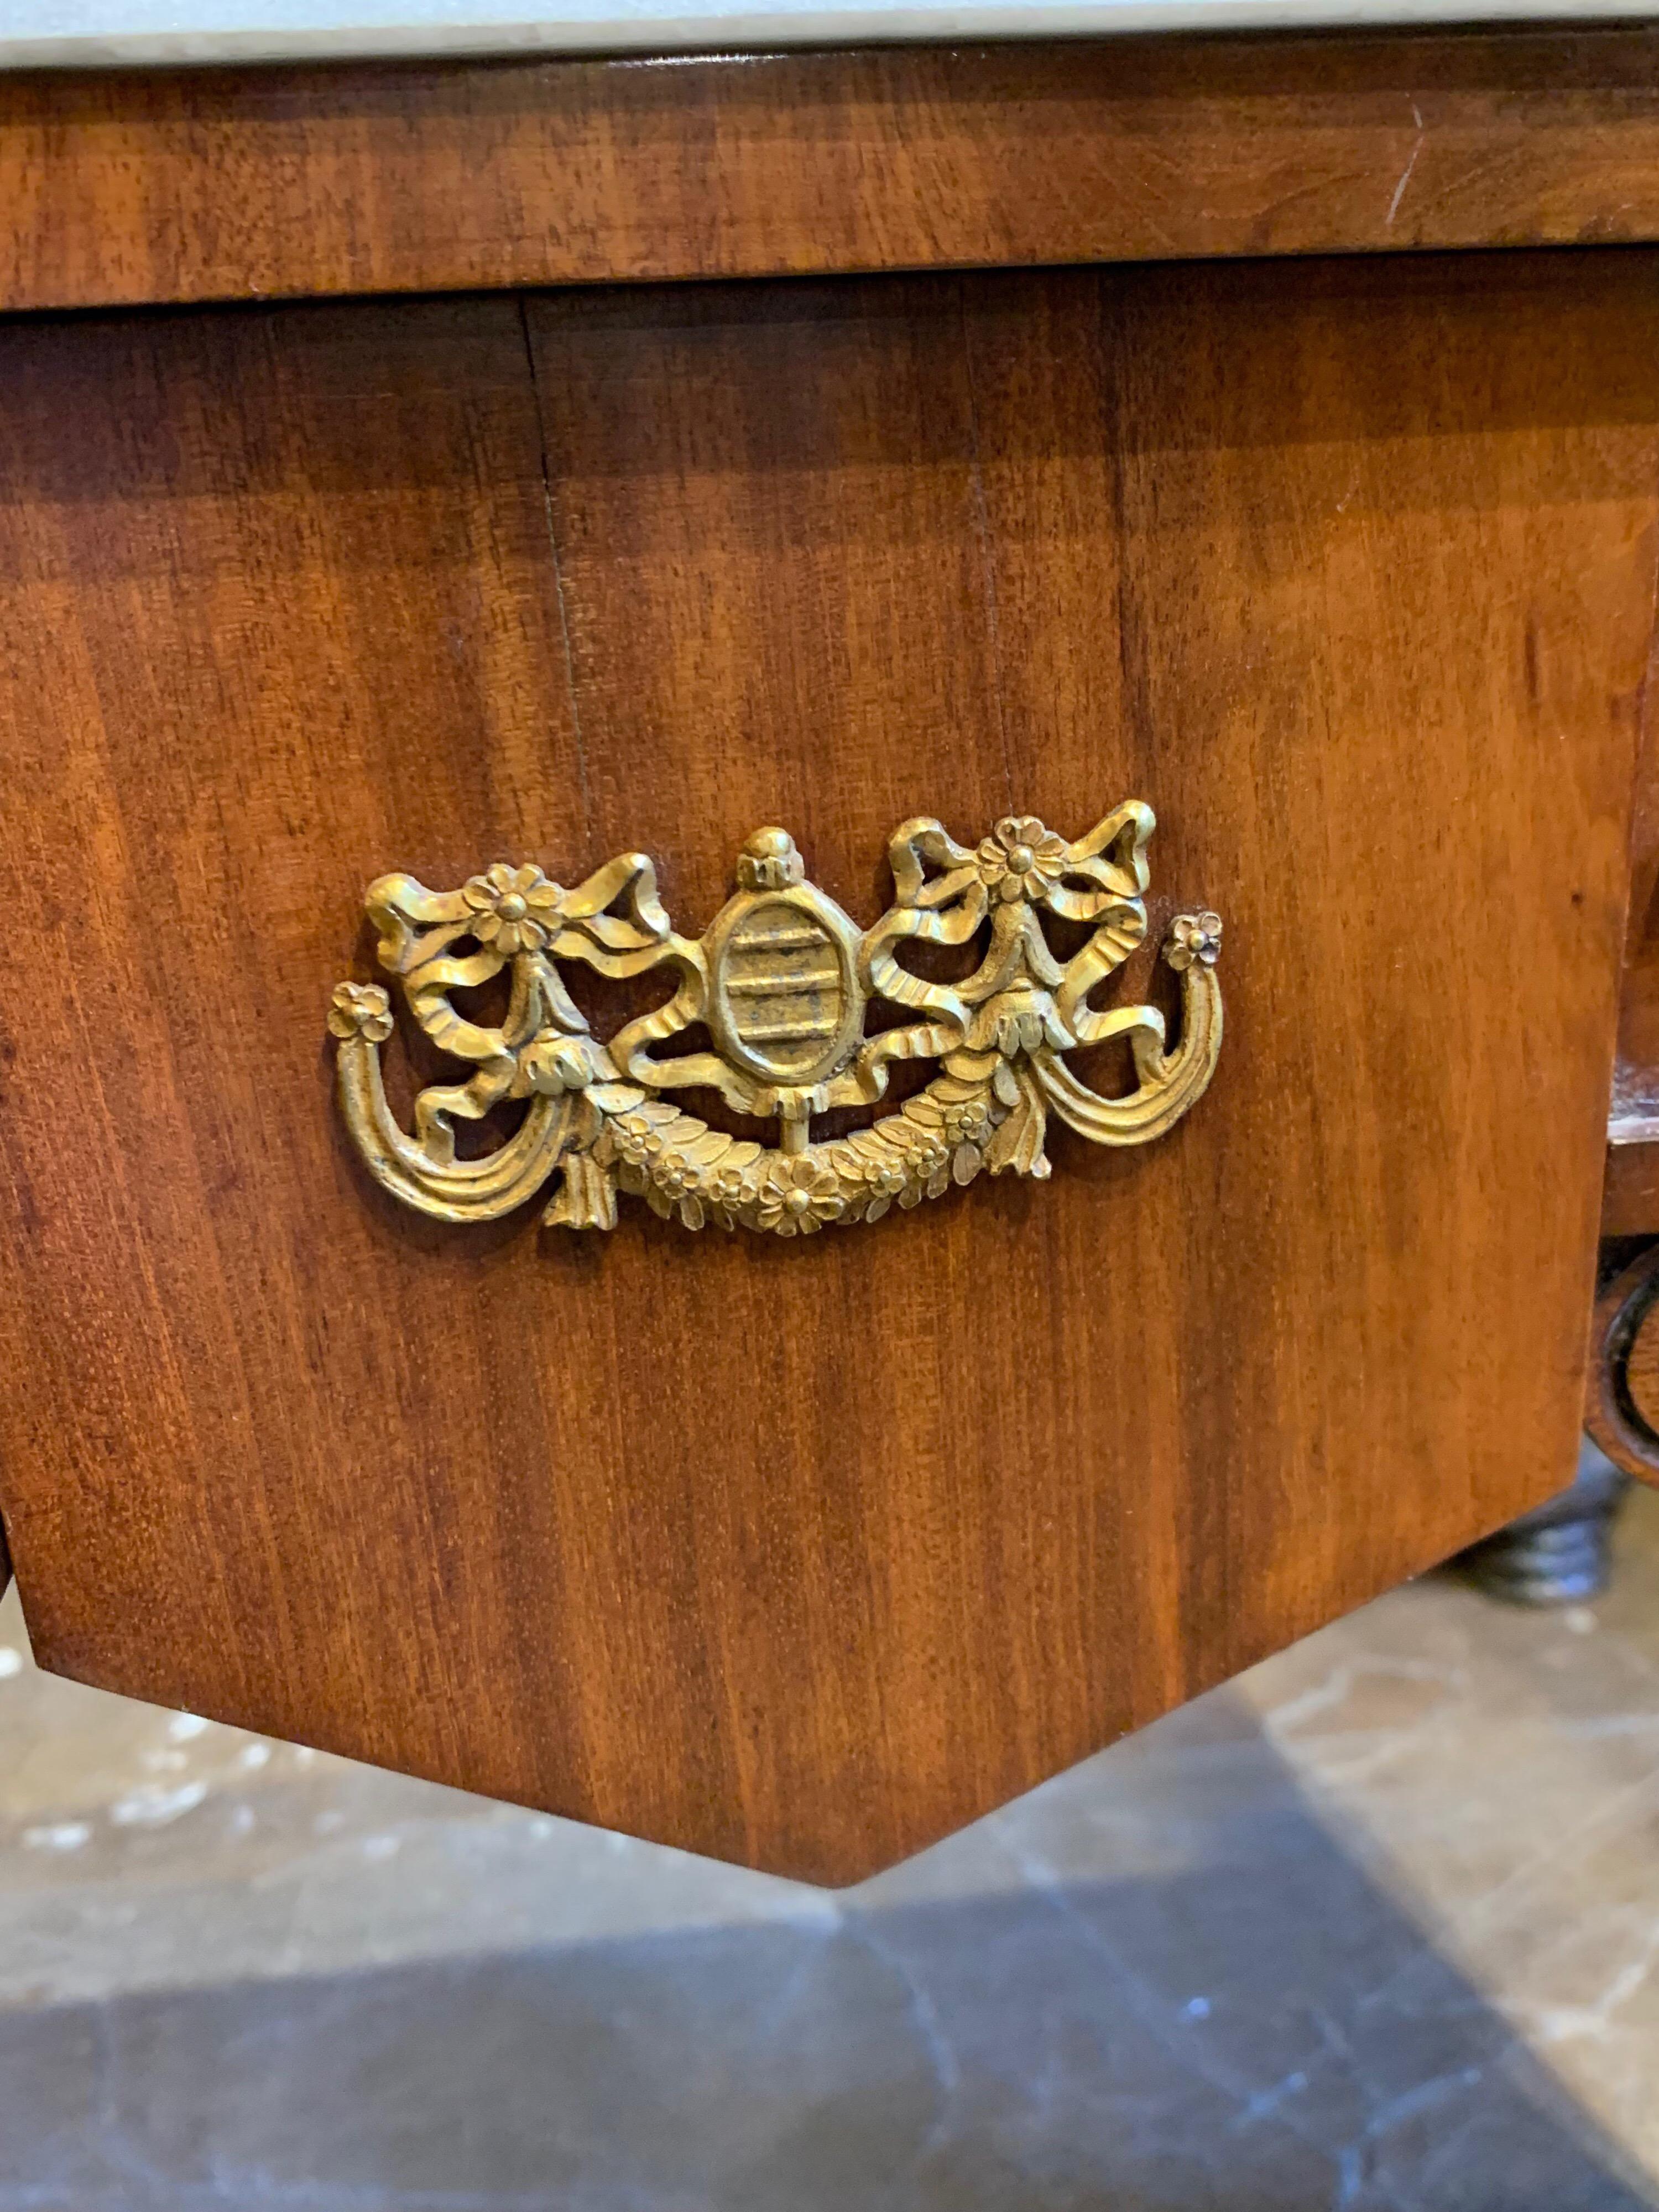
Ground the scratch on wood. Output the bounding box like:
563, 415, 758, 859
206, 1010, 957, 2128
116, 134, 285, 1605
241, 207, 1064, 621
1386, 100, 1426, 227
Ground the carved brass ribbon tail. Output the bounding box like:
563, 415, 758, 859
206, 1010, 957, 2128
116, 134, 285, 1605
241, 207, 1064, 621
326, 811, 1224, 1238
1035, 912, 1223, 1147
332, 1020, 571, 1222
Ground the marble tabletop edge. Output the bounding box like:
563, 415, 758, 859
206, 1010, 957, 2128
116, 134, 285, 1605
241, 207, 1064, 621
2, 0, 1653, 72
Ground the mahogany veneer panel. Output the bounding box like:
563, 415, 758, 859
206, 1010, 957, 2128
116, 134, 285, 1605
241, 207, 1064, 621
0, 252, 1649, 1880
1604, 1147, 1659, 1235
14, 31, 1659, 311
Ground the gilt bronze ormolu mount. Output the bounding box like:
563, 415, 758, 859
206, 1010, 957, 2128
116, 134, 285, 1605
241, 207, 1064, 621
328, 803, 1223, 1236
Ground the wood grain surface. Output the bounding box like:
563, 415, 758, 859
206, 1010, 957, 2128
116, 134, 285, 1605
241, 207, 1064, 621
1604, 1145, 1659, 1234
0, 252, 1649, 1879
12, 29, 1659, 312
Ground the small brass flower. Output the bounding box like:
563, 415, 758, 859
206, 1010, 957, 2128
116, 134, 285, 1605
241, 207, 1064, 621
610, 1114, 655, 1166
975, 816, 1067, 905
902, 1128, 950, 1178
854, 1149, 911, 1223
942, 1099, 992, 1150
327, 981, 394, 1044
655, 1157, 694, 1200
461, 862, 565, 956
756, 1156, 844, 1237
862, 1154, 909, 1200
710, 1162, 754, 1211
1165, 911, 1223, 973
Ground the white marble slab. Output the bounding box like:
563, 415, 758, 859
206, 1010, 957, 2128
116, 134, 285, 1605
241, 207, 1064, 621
1, 0, 1652, 71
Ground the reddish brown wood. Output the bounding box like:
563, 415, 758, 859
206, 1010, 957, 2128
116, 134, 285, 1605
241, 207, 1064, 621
0, 252, 1648, 1879
11, 30, 1659, 312
1603, 1144, 1659, 1234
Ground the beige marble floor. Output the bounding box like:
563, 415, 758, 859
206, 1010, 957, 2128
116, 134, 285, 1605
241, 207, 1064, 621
2, 1474, 1658, 2209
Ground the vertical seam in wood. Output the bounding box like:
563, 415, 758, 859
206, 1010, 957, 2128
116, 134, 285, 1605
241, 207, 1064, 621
519, 295, 594, 847
959, 280, 1016, 814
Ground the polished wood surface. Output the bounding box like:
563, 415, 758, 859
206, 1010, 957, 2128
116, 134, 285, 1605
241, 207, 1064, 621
11, 29, 1659, 312
1603, 1144, 1659, 1235
0, 252, 1648, 1880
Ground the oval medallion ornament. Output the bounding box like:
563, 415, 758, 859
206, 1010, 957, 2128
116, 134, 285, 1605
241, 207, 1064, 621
328, 802, 1223, 1236
705, 830, 864, 1089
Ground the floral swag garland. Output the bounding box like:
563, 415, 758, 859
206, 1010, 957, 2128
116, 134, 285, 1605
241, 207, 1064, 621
328, 807, 1223, 1238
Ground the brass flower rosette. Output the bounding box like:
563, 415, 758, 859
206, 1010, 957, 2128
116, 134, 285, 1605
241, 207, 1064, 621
327, 804, 1223, 1236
